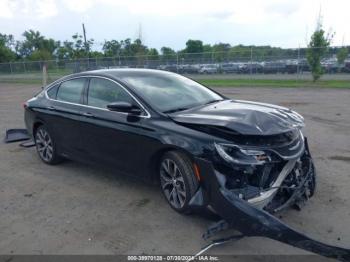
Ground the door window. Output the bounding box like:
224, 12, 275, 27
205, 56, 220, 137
56, 78, 86, 104
87, 78, 134, 109
47, 84, 59, 99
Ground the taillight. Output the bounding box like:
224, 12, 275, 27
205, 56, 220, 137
23, 102, 28, 109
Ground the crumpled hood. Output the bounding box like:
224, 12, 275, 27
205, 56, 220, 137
169, 99, 304, 135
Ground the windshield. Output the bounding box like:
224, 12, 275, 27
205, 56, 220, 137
118, 72, 224, 113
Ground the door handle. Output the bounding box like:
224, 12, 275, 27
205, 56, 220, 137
82, 112, 94, 118
47, 106, 55, 111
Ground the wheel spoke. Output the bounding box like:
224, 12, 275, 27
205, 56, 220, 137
46, 151, 52, 159
174, 166, 180, 177
47, 145, 53, 153
39, 129, 45, 141
42, 148, 47, 159
176, 175, 184, 183
161, 176, 172, 190
160, 172, 172, 181
169, 161, 176, 177
177, 190, 185, 206
36, 131, 43, 142
171, 188, 180, 207
161, 161, 170, 174
176, 186, 186, 198
169, 187, 175, 201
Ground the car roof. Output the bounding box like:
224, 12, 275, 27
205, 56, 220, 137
46, 68, 177, 89
76, 68, 177, 79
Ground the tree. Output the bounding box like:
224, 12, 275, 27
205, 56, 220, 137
28, 50, 52, 61
147, 48, 159, 60
202, 44, 213, 60
56, 41, 74, 60
0, 34, 16, 62
17, 30, 59, 60
185, 39, 203, 53
160, 46, 176, 62
103, 40, 121, 57
212, 43, 230, 62
131, 38, 148, 57
306, 18, 333, 81
129, 38, 148, 66
336, 47, 348, 65
70, 33, 94, 58
184, 39, 203, 61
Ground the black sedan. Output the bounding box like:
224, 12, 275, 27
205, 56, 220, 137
24, 69, 350, 260
24, 69, 315, 214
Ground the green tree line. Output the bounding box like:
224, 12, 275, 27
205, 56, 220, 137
1, 29, 348, 64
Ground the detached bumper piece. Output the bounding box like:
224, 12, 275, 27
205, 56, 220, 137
3, 128, 35, 147
4, 129, 30, 143
193, 140, 350, 261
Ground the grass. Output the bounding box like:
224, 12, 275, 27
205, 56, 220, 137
1, 72, 350, 88
0, 71, 66, 85
196, 78, 350, 88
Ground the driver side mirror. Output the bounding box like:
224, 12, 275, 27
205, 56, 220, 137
107, 101, 142, 115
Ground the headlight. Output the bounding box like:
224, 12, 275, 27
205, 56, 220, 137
214, 143, 268, 165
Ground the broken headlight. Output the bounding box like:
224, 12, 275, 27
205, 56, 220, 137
214, 143, 268, 165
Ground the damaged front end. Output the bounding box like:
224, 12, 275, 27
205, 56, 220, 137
190, 129, 349, 261
212, 129, 316, 213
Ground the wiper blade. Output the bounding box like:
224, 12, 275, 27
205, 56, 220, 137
163, 107, 190, 114
164, 100, 225, 113
205, 99, 225, 105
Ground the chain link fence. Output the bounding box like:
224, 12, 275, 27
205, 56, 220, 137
0, 47, 349, 84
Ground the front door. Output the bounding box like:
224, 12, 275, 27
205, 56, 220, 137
79, 77, 149, 176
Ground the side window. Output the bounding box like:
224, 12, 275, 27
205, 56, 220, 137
56, 79, 86, 104
47, 84, 59, 99
87, 78, 134, 109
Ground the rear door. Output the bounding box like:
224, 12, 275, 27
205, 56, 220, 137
79, 77, 150, 176
45, 78, 87, 156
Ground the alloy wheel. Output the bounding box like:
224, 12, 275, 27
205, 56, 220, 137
160, 158, 187, 209
35, 128, 54, 162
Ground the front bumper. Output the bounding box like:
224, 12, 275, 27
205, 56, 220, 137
247, 158, 297, 208
190, 139, 349, 261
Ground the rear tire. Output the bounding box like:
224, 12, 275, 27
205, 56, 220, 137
34, 125, 63, 165
159, 151, 199, 214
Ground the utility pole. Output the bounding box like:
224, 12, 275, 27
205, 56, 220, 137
137, 23, 143, 67
138, 23, 143, 43
250, 46, 253, 75
297, 45, 300, 81
82, 23, 90, 69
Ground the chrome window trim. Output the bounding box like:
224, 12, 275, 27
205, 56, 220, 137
45, 75, 151, 118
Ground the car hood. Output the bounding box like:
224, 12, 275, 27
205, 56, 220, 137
169, 99, 304, 136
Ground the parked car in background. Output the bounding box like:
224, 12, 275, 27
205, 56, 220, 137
262, 61, 287, 74
238, 62, 263, 74
220, 63, 240, 74
158, 64, 178, 72
199, 64, 219, 74
178, 64, 201, 74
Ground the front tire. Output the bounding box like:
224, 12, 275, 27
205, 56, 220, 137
34, 125, 62, 165
159, 151, 199, 214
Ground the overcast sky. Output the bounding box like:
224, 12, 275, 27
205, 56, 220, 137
0, 0, 348, 50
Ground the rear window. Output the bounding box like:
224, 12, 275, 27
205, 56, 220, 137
56, 79, 86, 104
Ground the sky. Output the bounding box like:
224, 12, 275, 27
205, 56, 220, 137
0, 0, 349, 51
